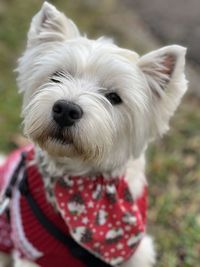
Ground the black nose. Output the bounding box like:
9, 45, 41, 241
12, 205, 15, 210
52, 100, 83, 127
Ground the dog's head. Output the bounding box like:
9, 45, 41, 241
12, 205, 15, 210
17, 2, 187, 173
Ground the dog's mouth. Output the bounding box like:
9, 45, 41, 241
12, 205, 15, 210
50, 135, 72, 145
49, 129, 73, 145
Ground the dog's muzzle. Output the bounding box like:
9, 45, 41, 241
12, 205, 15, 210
52, 100, 83, 128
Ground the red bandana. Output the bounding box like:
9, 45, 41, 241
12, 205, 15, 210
54, 175, 146, 266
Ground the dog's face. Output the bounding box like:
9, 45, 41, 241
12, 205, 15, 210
17, 2, 187, 172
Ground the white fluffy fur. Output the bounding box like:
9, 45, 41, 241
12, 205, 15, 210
1, 2, 187, 267
123, 235, 156, 267
126, 155, 146, 200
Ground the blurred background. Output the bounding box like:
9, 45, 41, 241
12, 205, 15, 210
0, 0, 199, 266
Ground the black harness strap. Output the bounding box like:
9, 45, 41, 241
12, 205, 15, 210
18, 159, 111, 267
5, 152, 26, 198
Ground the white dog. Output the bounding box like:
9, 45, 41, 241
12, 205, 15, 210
0, 2, 187, 267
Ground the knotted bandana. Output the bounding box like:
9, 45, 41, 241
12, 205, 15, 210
54, 175, 146, 266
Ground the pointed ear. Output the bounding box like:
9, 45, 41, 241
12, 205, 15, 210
27, 2, 80, 47
138, 45, 188, 138
138, 45, 187, 97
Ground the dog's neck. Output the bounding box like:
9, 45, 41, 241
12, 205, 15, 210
35, 146, 126, 178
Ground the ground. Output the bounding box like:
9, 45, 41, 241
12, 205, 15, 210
0, 1, 199, 266
148, 96, 200, 267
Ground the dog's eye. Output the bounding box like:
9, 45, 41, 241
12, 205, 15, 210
50, 71, 65, 83
105, 92, 122, 105
51, 78, 61, 83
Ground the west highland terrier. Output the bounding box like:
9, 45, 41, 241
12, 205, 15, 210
0, 2, 187, 267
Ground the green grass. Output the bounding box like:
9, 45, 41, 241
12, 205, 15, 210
147, 97, 200, 267
0, 1, 199, 266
